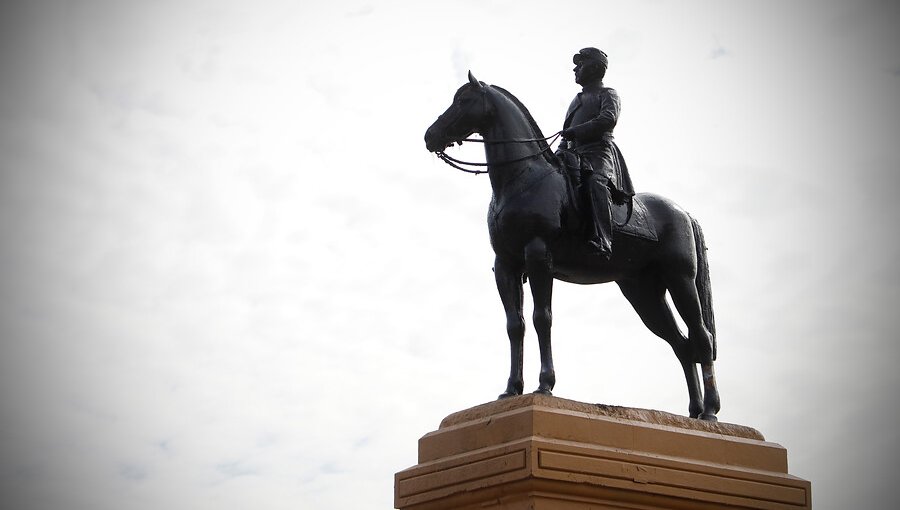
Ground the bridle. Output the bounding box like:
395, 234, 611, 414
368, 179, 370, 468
436, 132, 562, 174
433, 85, 562, 175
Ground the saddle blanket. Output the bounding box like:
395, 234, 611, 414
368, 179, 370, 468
612, 197, 658, 242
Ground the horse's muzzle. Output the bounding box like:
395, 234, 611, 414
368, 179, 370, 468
424, 126, 446, 153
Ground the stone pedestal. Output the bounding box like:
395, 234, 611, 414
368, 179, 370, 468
395, 395, 811, 509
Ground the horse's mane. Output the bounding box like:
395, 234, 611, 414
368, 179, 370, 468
490, 85, 557, 167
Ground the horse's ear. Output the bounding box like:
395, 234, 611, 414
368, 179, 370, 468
468, 70, 484, 89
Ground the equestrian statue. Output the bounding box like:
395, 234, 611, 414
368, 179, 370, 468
424, 48, 720, 421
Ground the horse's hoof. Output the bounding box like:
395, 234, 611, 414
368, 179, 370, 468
700, 413, 718, 422
533, 388, 553, 396
498, 387, 523, 399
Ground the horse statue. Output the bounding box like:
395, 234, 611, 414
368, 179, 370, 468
424, 72, 721, 421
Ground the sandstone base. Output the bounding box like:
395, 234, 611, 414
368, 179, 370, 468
395, 395, 811, 509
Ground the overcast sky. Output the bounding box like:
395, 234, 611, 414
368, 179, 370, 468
1, 1, 899, 509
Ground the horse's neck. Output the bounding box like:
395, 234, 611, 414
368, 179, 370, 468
483, 93, 552, 195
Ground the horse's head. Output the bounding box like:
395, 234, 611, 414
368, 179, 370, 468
425, 71, 494, 153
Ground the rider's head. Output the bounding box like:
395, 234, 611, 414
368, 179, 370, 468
573, 47, 607, 85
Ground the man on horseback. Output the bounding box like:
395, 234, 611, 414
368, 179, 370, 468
558, 47, 635, 258
425, 68, 721, 420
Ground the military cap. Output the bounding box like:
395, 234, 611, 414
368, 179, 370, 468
573, 47, 608, 68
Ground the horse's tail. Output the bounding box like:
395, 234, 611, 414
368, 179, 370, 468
691, 216, 717, 361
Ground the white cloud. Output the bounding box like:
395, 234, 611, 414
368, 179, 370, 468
1, 1, 899, 509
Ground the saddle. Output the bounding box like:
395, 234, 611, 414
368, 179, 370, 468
558, 150, 657, 242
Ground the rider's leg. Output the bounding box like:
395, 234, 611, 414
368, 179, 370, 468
587, 176, 613, 256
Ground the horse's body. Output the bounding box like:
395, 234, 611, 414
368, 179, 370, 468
425, 73, 720, 421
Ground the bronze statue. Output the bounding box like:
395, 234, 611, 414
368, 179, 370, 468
559, 48, 634, 258
424, 67, 721, 421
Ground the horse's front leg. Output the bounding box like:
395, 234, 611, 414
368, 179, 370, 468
525, 238, 555, 395
495, 256, 525, 399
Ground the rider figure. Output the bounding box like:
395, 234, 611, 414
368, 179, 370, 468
558, 47, 634, 258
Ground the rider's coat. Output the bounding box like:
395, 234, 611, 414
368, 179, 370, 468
560, 85, 634, 202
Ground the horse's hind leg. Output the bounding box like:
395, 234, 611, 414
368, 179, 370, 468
495, 256, 525, 398
700, 362, 720, 422
663, 273, 720, 421
618, 275, 703, 419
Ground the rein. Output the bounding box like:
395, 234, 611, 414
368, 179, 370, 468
436, 131, 562, 175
